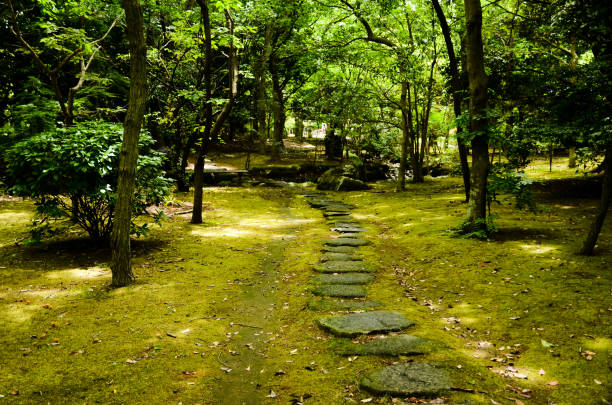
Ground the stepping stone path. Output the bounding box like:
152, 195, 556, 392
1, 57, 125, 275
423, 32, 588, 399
361, 362, 451, 397
311, 273, 374, 284
319, 252, 363, 262
317, 311, 414, 337
298, 189, 455, 401
313, 261, 376, 273
321, 245, 360, 254
324, 237, 370, 247
312, 284, 367, 298
333, 334, 434, 356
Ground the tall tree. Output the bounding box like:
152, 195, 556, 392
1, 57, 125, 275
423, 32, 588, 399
463, 0, 489, 228
432, 0, 470, 201
110, 0, 147, 287
191, 2, 238, 224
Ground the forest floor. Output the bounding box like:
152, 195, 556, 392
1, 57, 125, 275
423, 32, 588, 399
0, 157, 610, 404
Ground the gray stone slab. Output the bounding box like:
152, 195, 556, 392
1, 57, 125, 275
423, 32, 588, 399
307, 300, 383, 311
360, 362, 451, 397
321, 205, 353, 211
311, 273, 374, 285
334, 334, 433, 356
324, 238, 370, 247
320, 252, 363, 262
323, 211, 351, 218
331, 226, 367, 233
313, 261, 376, 273
317, 311, 413, 337
332, 233, 359, 238
312, 284, 367, 298
308, 200, 336, 208
321, 245, 360, 254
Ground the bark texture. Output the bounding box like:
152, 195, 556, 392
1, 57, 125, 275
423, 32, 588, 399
432, 0, 470, 201
463, 0, 489, 224
110, 0, 147, 287
191, 4, 238, 224
580, 142, 611, 255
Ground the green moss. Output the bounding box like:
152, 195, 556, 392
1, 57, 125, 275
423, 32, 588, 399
0, 157, 610, 404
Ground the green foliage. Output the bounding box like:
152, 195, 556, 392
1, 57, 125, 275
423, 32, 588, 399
455, 215, 499, 240
487, 163, 536, 213
4, 121, 171, 244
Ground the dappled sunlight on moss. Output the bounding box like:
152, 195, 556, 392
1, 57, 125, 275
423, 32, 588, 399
0, 210, 32, 222
519, 244, 557, 254
582, 336, 612, 351
45, 267, 110, 280
191, 227, 255, 238
4, 305, 38, 323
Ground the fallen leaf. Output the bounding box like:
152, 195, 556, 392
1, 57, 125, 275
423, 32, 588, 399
594, 379, 602, 385
547, 381, 559, 386
126, 359, 136, 364
540, 339, 554, 348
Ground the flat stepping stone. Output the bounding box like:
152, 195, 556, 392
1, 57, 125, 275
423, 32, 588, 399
314, 261, 376, 273
324, 238, 370, 247
317, 311, 413, 337
322, 205, 353, 211
320, 252, 363, 262
311, 273, 374, 285
321, 245, 360, 254
332, 233, 359, 238
334, 334, 433, 356
307, 300, 383, 311
312, 284, 367, 298
323, 211, 351, 217
361, 362, 451, 397
331, 226, 366, 233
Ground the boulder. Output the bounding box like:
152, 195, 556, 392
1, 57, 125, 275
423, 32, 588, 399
316, 168, 370, 191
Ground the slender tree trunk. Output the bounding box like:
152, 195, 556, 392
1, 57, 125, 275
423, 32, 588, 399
432, 0, 470, 201
110, 0, 146, 287
256, 26, 272, 154
397, 79, 410, 191
580, 142, 611, 255
191, 5, 238, 224
464, 0, 489, 225
269, 55, 285, 160
295, 117, 304, 141
568, 146, 577, 168
192, 0, 213, 224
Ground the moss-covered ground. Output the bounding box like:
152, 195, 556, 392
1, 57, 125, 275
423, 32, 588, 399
0, 157, 610, 404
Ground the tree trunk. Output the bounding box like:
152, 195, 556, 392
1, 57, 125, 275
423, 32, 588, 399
463, 0, 489, 226
432, 0, 470, 201
256, 26, 272, 154
568, 146, 576, 168
397, 79, 410, 191
580, 142, 611, 255
411, 154, 424, 183
269, 55, 285, 160
191, 5, 238, 224
192, 0, 214, 224
295, 117, 304, 141
110, 0, 147, 287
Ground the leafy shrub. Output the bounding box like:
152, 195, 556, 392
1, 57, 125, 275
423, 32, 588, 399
4, 121, 171, 244
487, 163, 536, 214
